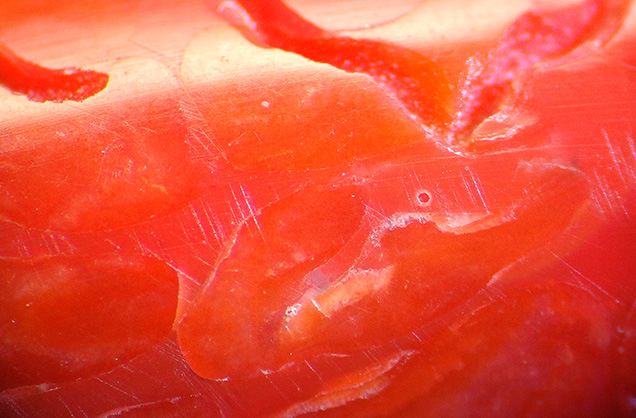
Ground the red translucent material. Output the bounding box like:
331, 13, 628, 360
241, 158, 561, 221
0, 255, 179, 390
178, 185, 367, 378
1, 0, 635, 417
221, 0, 452, 131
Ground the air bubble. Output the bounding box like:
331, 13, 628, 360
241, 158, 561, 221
416, 190, 432, 205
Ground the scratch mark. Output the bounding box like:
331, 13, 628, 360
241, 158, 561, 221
88, 121, 120, 137
94, 377, 141, 401
240, 184, 265, 242
96, 394, 204, 418
180, 87, 229, 162
461, 169, 479, 210
76, 405, 89, 418
190, 203, 211, 244
198, 200, 226, 246
177, 216, 196, 244
590, 168, 624, 218
549, 250, 621, 304
129, 39, 171, 61
196, 255, 214, 268
623, 131, 636, 187
261, 373, 291, 402
128, 230, 149, 255
57, 397, 77, 418
304, 360, 324, 382
626, 132, 636, 161
142, 247, 199, 285
603, 129, 629, 189
1, 398, 28, 418
229, 185, 247, 223
188, 124, 215, 156
400, 177, 414, 208
48, 231, 62, 254
363, 350, 380, 363
466, 166, 489, 211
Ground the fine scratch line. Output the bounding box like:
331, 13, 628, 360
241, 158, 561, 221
549, 250, 621, 304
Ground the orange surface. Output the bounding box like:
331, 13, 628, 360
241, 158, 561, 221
1, 0, 636, 417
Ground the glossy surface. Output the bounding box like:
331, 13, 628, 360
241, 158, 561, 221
1, 0, 636, 416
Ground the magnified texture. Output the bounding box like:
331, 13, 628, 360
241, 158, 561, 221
1, 0, 636, 417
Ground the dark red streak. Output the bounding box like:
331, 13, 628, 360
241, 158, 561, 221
0, 42, 108, 103
221, 0, 631, 147
220, 0, 453, 131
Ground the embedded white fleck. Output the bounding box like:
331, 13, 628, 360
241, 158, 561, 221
285, 303, 302, 319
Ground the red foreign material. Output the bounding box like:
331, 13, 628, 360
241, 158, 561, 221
221, 0, 631, 145
219, 0, 453, 131
0, 0, 635, 417
0, 42, 108, 102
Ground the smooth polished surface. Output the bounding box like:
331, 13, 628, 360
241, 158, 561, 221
1, 0, 636, 416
